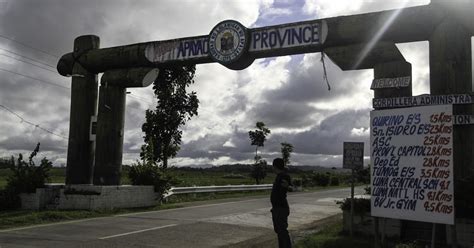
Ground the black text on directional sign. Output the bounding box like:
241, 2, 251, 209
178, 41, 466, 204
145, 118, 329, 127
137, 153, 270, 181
370, 105, 454, 225
373, 94, 473, 109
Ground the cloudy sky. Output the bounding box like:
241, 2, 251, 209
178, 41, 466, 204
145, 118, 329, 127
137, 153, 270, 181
0, 0, 472, 168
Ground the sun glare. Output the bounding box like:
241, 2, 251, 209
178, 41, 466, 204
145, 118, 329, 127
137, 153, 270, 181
352, 0, 411, 69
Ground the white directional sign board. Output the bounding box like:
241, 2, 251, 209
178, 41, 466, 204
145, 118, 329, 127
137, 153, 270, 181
370, 105, 454, 225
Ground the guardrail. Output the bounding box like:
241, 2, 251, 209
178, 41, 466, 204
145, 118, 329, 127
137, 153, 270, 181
164, 184, 273, 198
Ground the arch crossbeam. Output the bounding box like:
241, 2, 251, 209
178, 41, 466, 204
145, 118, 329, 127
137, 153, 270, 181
57, 2, 472, 75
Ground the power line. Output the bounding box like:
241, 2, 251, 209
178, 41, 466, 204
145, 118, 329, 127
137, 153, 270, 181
0, 34, 60, 58
0, 53, 58, 74
0, 104, 68, 140
0, 67, 172, 103
0, 47, 56, 69
0, 67, 70, 90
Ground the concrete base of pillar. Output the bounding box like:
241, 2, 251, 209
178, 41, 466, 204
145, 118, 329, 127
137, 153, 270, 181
20, 184, 158, 210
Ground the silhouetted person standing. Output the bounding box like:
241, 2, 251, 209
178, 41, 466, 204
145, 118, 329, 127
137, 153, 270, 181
271, 157, 292, 248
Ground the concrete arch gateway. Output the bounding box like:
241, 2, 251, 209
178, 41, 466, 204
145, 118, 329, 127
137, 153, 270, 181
58, 0, 472, 233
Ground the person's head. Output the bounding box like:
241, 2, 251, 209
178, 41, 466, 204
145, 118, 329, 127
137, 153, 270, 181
272, 158, 285, 172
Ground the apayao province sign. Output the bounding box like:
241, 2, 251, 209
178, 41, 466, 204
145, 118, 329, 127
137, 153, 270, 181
145, 19, 327, 68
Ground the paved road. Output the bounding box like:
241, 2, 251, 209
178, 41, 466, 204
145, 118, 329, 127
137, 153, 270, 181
0, 187, 364, 248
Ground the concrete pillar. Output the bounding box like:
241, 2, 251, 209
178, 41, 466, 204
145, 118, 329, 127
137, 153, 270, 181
93, 84, 126, 185
65, 35, 99, 185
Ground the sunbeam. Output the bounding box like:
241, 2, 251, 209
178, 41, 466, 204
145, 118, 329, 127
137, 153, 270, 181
352, 0, 411, 69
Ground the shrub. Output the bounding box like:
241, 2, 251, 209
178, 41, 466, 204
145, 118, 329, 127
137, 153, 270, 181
128, 161, 177, 199
355, 166, 370, 184
293, 178, 302, 187
312, 172, 330, 186
0, 188, 20, 210
301, 174, 313, 187
337, 197, 371, 215
364, 185, 371, 195
7, 143, 52, 194
330, 176, 340, 186
0, 156, 14, 169
1, 143, 52, 210
7, 156, 52, 194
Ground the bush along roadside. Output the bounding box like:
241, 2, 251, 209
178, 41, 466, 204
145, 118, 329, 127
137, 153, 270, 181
128, 160, 178, 200
336, 197, 371, 215
0, 143, 52, 210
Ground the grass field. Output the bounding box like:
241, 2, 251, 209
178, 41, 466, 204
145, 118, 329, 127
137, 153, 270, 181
294, 220, 437, 248
295, 221, 374, 248
0, 167, 285, 189
168, 170, 277, 186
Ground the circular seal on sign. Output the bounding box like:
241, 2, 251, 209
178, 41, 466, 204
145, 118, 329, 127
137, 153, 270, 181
208, 20, 249, 65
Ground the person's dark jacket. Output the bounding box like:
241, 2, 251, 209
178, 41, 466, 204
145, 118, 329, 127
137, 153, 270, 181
271, 172, 292, 209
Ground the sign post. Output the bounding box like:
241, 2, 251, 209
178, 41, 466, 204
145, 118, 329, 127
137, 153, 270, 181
343, 142, 364, 237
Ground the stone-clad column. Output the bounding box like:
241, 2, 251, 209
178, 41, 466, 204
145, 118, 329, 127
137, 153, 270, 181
93, 84, 126, 185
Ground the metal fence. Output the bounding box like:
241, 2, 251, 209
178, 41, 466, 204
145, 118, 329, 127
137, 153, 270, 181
164, 184, 272, 198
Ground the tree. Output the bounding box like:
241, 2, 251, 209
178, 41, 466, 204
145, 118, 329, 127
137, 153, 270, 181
248, 122, 271, 158
248, 122, 271, 184
141, 65, 199, 169
250, 157, 267, 185
280, 142, 294, 166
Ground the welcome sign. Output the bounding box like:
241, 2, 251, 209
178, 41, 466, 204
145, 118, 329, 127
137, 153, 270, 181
370, 105, 454, 225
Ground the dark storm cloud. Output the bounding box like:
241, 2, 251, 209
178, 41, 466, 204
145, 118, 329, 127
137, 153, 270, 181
178, 108, 370, 163
0, 0, 149, 54
247, 100, 320, 128
263, 109, 371, 156
0, 0, 171, 160
179, 129, 254, 160
263, 54, 369, 104
0, 63, 70, 155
